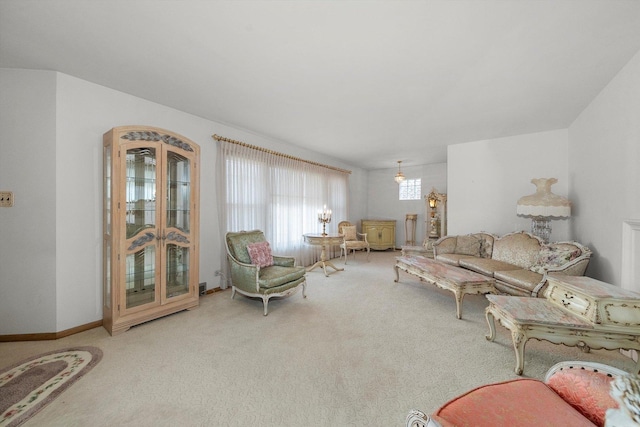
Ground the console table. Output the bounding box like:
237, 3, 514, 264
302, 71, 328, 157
303, 233, 344, 277
361, 220, 396, 250
485, 274, 640, 375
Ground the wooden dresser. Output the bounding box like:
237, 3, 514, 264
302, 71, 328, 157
361, 220, 396, 250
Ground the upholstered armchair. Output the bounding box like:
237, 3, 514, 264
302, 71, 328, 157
338, 221, 370, 264
407, 360, 634, 427
225, 230, 307, 315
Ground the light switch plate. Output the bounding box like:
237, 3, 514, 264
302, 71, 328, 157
0, 191, 14, 207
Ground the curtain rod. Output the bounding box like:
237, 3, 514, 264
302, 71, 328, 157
212, 134, 352, 175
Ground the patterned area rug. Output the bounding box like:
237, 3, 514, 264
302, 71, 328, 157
0, 346, 102, 427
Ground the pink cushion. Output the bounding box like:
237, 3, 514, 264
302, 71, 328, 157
246, 241, 274, 268
435, 379, 595, 427
547, 367, 618, 426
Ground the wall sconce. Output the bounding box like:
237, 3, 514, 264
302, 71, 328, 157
427, 192, 438, 209
394, 160, 406, 184
516, 178, 571, 243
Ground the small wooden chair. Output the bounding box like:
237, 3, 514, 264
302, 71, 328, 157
338, 221, 370, 264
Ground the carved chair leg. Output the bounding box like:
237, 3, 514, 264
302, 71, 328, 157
231, 287, 236, 299
262, 296, 269, 316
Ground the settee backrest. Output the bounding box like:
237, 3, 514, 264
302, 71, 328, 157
491, 231, 543, 268
433, 232, 495, 258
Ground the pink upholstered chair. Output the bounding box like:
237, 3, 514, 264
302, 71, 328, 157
407, 361, 631, 427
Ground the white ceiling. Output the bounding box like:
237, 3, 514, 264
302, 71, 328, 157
2, 1, 640, 170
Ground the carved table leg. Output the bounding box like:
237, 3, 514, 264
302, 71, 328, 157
453, 290, 464, 320
511, 329, 526, 375
485, 307, 496, 341
394, 264, 400, 282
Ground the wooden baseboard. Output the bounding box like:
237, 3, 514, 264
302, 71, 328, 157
0, 320, 104, 342
202, 286, 227, 295
1, 288, 229, 342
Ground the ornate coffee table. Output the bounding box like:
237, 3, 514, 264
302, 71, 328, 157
394, 256, 497, 319
303, 233, 344, 277
485, 274, 640, 375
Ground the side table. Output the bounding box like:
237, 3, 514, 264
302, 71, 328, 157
303, 233, 344, 277
485, 293, 640, 375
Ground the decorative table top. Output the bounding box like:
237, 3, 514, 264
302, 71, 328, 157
486, 295, 593, 328
548, 273, 640, 299
396, 256, 492, 284
303, 233, 344, 245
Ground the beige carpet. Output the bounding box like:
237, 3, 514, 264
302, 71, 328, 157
0, 251, 633, 426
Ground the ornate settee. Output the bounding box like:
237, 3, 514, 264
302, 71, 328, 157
407, 361, 638, 427
432, 231, 591, 297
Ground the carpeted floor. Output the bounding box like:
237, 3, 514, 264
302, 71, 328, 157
0, 251, 634, 426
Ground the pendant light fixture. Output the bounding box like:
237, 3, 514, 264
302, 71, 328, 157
394, 160, 406, 184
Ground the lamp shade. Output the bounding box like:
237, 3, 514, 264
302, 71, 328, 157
516, 178, 571, 218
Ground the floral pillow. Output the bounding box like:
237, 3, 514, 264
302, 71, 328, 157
530, 245, 580, 274
246, 241, 274, 268
342, 225, 357, 241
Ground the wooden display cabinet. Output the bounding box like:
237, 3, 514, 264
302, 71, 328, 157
103, 126, 200, 335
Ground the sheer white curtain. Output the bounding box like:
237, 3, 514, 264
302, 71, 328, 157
216, 139, 349, 287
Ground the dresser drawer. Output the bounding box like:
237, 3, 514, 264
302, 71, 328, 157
545, 280, 593, 321
545, 274, 640, 333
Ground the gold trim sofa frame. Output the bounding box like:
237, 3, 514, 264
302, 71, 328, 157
432, 231, 591, 297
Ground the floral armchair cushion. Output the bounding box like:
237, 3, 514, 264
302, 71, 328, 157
530, 244, 581, 274
247, 241, 274, 268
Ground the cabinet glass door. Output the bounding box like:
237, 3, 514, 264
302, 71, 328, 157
164, 150, 191, 299
125, 147, 158, 309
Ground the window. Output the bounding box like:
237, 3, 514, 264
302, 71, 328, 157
217, 138, 349, 270
399, 178, 421, 200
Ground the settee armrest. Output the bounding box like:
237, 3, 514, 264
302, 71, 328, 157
545, 361, 628, 426
547, 256, 591, 276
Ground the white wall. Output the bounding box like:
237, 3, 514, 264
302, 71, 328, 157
0, 69, 58, 334
448, 129, 570, 240
367, 162, 447, 247
1, 69, 366, 334
569, 49, 640, 288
